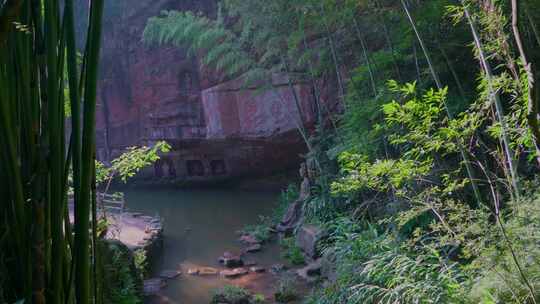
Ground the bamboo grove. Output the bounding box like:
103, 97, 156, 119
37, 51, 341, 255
0, 0, 105, 303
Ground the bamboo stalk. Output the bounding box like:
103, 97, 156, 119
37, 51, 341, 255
74, 1, 105, 303
44, 0, 65, 302
352, 17, 378, 97
511, 0, 540, 166
461, 2, 520, 197
319, 3, 346, 103
401, 0, 484, 205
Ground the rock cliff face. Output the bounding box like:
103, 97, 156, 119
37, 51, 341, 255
85, 0, 321, 182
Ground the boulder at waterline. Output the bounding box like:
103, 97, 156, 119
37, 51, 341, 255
295, 225, 327, 259
296, 259, 322, 283
219, 251, 244, 268
159, 270, 181, 279
199, 267, 219, 276
239, 234, 260, 245
244, 244, 262, 253
249, 266, 266, 273
220, 268, 249, 278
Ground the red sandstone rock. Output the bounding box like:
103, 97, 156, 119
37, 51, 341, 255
80, 1, 335, 182
218, 252, 244, 268
244, 244, 262, 253
198, 267, 219, 276
220, 267, 248, 278
239, 234, 260, 245
249, 266, 266, 273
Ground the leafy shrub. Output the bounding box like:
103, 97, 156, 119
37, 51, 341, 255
274, 276, 299, 303
133, 249, 148, 279
280, 237, 305, 266
240, 223, 272, 243
468, 196, 540, 303
312, 220, 468, 304
211, 285, 251, 304
252, 293, 266, 303
100, 241, 142, 304
274, 184, 299, 223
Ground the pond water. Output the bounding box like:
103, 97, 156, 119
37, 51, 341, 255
124, 189, 282, 304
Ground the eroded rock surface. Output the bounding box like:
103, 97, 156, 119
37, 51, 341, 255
219, 252, 244, 268
295, 225, 327, 260
220, 267, 249, 278
74, 0, 334, 184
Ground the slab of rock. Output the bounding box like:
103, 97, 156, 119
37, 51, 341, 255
220, 267, 248, 278
219, 252, 244, 268
198, 267, 219, 276
244, 244, 262, 253
143, 278, 166, 296
249, 266, 266, 273
187, 268, 200, 275
239, 234, 260, 245
159, 270, 181, 279
297, 259, 322, 282
296, 225, 327, 259
321, 251, 338, 282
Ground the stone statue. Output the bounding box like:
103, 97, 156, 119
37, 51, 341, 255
276, 162, 311, 235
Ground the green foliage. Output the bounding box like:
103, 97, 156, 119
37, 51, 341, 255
252, 293, 266, 303
240, 221, 272, 243
101, 242, 142, 304
133, 249, 148, 279
211, 285, 251, 304
143, 10, 255, 80
468, 194, 540, 303
93, 141, 170, 191
109, 141, 171, 183
280, 237, 305, 266
275, 276, 299, 303
331, 83, 470, 200
275, 184, 299, 222
311, 219, 469, 304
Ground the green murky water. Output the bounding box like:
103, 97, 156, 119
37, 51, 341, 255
124, 189, 281, 304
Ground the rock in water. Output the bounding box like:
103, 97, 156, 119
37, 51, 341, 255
296, 225, 327, 259
220, 268, 249, 278
239, 234, 260, 245
187, 268, 200, 275
244, 244, 262, 253
159, 270, 181, 279
250, 266, 266, 273
297, 259, 322, 282
218, 252, 244, 268
198, 267, 219, 276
